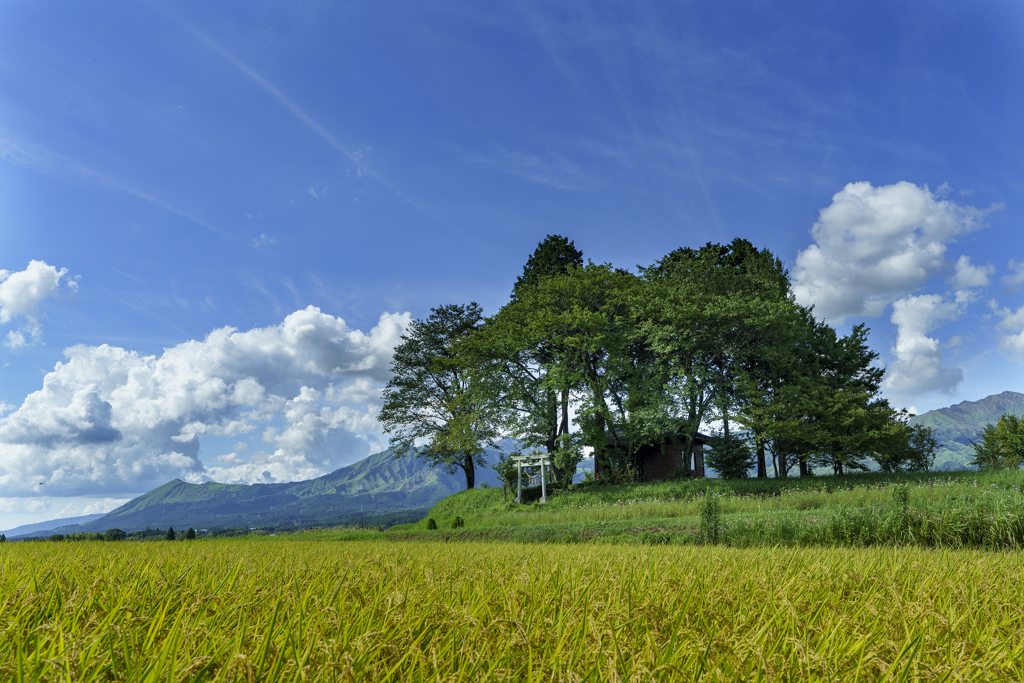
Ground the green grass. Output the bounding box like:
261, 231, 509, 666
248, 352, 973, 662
378, 469, 1024, 550
3, 538, 1023, 681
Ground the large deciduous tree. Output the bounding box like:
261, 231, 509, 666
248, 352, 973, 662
379, 303, 498, 490
635, 238, 796, 476
460, 236, 588, 485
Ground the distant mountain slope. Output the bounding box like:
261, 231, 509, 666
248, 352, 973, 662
3, 514, 106, 538
28, 450, 503, 536
910, 391, 1024, 470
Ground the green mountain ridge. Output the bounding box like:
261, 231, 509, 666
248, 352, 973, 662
910, 391, 1024, 470
21, 449, 502, 536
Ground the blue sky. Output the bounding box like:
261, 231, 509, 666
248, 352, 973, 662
2, 1, 1023, 529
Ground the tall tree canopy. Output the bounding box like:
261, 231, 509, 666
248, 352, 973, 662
379, 303, 498, 489
382, 235, 936, 485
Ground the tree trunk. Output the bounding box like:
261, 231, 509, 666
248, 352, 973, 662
593, 412, 606, 479
777, 449, 788, 478
681, 398, 698, 477
756, 441, 767, 478
560, 387, 570, 438
462, 454, 475, 489
799, 457, 809, 477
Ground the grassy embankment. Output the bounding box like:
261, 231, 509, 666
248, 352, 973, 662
3, 538, 1023, 681
374, 469, 1024, 549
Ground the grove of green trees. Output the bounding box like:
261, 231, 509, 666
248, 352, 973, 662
381, 236, 937, 488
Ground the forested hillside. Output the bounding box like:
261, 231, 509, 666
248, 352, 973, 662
911, 392, 1024, 470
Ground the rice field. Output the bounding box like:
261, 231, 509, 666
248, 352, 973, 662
2, 538, 1023, 681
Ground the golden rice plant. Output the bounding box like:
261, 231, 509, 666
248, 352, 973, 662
1, 538, 1022, 681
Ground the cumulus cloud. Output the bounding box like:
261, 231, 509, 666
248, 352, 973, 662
952, 255, 993, 290
793, 182, 996, 324
0, 260, 73, 345
884, 294, 964, 395
0, 306, 410, 497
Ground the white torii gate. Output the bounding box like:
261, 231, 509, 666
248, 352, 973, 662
510, 453, 551, 504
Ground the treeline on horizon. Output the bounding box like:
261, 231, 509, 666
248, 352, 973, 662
380, 235, 941, 489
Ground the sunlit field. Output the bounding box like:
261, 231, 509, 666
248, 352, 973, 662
3, 538, 1022, 681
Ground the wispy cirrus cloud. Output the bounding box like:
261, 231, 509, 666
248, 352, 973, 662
0, 137, 227, 236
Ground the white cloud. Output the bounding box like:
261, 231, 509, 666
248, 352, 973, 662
792, 182, 996, 324
884, 294, 964, 395
0, 306, 410, 497
994, 302, 1024, 358
252, 234, 275, 248
81, 497, 131, 515
5, 331, 27, 349
952, 255, 993, 290
1003, 259, 1024, 287
0, 260, 72, 345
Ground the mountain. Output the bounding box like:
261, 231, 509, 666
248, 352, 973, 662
2, 514, 106, 538
20, 450, 503, 537
910, 391, 1024, 470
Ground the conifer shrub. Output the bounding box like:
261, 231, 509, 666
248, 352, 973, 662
426, 518, 437, 530
699, 496, 721, 545
450, 515, 465, 529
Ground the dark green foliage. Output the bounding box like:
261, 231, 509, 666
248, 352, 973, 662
635, 530, 672, 545
166, 527, 176, 541
48, 534, 64, 542
450, 515, 465, 529
698, 496, 721, 545
0, 534, 5, 542
970, 413, 1024, 470
876, 419, 939, 472
426, 518, 437, 530
104, 528, 126, 541
704, 432, 755, 479
185, 527, 196, 540
512, 234, 583, 298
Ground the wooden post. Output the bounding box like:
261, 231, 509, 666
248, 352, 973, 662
540, 458, 547, 504
516, 461, 523, 504
694, 443, 705, 478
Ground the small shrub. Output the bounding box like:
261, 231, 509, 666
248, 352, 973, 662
670, 465, 690, 480
426, 518, 437, 530
699, 496, 722, 545
636, 531, 672, 546
892, 484, 910, 511
450, 516, 465, 529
